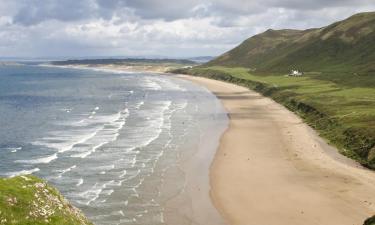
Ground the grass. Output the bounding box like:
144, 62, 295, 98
364, 216, 375, 225
208, 12, 375, 75
172, 66, 375, 168
0, 175, 92, 225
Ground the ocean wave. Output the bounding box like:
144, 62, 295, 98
70, 109, 129, 158
134, 101, 144, 110
32, 128, 100, 153
129, 101, 171, 150
119, 170, 127, 178
78, 179, 119, 205
157, 77, 186, 91
5, 168, 40, 177
78, 182, 104, 205
15, 153, 57, 164
76, 178, 84, 186
55, 165, 77, 178
33, 108, 129, 161
143, 77, 162, 90
5, 147, 22, 153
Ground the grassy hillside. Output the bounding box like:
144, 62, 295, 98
174, 12, 375, 169
0, 175, 92, 225
172, 66, 375, 169
208, 12, 375, 75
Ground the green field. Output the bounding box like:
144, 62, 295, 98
0, 176, 92, 225
172, 66, 375, 168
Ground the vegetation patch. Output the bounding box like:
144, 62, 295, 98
0, 175, 92, 225
364, 215, 375, 225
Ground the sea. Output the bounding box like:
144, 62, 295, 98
0, 64, 228, 225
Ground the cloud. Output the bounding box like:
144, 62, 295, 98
0, 0, 374, 57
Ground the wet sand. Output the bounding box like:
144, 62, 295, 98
179, 74, 375, 225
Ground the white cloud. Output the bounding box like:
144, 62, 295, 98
0, 0, 374, 58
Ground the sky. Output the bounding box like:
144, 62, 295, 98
0, 0, 375, 58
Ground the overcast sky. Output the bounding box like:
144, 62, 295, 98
0, 0, 374, 58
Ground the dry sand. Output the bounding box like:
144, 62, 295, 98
178, 75, 375, 225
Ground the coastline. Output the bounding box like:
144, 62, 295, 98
38, 64, 230, 225
178, 74, 375, 225
45, 63, 375, 224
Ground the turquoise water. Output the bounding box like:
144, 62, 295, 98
0, 64, 228, 224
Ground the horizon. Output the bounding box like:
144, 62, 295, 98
0, 1, 375, 58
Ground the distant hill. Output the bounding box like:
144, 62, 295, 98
188, 56, 215, 63
207, 12, 375, 74
52, 58, 197, 66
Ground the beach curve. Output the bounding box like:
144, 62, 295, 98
178, 74, 375, 225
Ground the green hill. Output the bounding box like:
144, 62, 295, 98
207, 12, 375, 75
0, 175, 92, 225
172, 12, 375, 169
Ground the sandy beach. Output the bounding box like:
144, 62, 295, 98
178, 74, 375, 225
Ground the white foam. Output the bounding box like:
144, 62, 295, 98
102, 189, 114, 196
79, 183, 103, 205
16, 153, 57, 164
6, 147, 22, 153
33, 108, 128, 155
71, 141, 107, 158
56, 165, 76, 178
127, 101, 171, 154
134, 101, 144, 110
143, 78, 162, 90
78, 179, 121, 205
76, 178, 84, 187
6, 168, 40, 177
70, 109, 129, 158
159, 77, 186, 91
119, 170, 127, 178
33, 128, 100, 153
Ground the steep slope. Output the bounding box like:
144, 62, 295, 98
0, 175, 92, 225
207, 12, 375, 74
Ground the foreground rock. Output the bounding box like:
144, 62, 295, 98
0, 175, 92, 225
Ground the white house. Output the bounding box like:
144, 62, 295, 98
289, 70, 303, 76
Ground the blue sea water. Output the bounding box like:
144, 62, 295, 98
0, 64, 227, 224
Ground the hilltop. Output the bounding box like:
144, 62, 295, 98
207, 12, 375, 75
0, 175, 92, 225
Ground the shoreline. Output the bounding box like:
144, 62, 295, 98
39, 64, 229, 225
45, 64, 375, 224
178, 74, 375, 225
